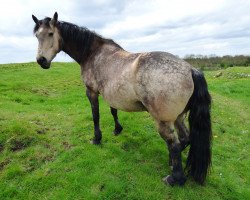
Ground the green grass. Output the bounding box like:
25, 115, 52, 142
0, 63, 249, 200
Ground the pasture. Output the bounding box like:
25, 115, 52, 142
0, 63, 249, 199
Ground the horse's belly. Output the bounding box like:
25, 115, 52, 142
101, 83, 145, 112
108, 99, 146, 112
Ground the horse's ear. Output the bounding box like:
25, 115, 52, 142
50, 12, 58, 26
32, 14, 39, 25
53, 12, 58, 22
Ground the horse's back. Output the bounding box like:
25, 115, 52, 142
135, 51, 194, 121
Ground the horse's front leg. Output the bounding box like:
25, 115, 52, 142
86, 88, 102, 145
110, 107, 123, 135
158, 121, 187, 186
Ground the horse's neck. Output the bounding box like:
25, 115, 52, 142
61, 41, 85, 64
61, 35, 116, 65
61, 33, 123, 65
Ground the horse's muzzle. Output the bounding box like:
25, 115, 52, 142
37, 57, 50, 69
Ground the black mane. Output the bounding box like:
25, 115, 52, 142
58, 21, 96, 61
33, 17, 122, 63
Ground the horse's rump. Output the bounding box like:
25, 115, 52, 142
134, 52, 194, 121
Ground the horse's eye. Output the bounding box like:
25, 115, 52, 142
49, 33, 53, 37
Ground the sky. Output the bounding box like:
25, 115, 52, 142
0, 0, 250, 64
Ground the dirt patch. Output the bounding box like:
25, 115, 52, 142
36, 128, 49, 134
0, 144, 4, 153
14, 97, 22, 103
10, 140, 28, 151
12, 97, 30, 105
62, 141, 73, 150
0, 117, 6, 121
121, 139, 140, 152
99, 184, 105, 191
37, 129, 45, 134
31, 88, 50, 96
0, 159, 11, 171
9, 137, 33, 152
25, 153, 56, 173
42, 154, 55, 163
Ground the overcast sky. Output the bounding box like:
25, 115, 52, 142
0, 0, 250, 64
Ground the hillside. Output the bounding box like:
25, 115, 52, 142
0, 63, 249, 199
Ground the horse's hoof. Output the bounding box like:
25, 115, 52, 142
162, 175, 187, 186
178, 176, 187, 186
91, 139, 101, 145
113, 125, 123, 136
162, 175, 175, 186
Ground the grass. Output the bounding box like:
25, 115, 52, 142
0, 63, 249, 200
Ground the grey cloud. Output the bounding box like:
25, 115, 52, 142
0, 0, 250, 64
68, 0, 127, 28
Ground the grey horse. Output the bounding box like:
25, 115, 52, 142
32, 12, 212, 186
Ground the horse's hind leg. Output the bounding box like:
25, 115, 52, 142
158, 121, 187, 186
110, 107, 123, 135
175, 114, 190, 151
86, 88, 102, 145
168, 115, 189, 169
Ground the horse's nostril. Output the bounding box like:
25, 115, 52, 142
37, 57, 47, 65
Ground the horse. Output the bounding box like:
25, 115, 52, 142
32, 12, 212, 186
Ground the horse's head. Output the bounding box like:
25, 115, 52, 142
32, 12, 61, 69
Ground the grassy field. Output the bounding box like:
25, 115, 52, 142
0, 63, 249, 200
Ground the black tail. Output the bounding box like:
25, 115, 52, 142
186, 69, 212, 184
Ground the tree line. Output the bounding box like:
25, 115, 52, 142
183, 55, 250, 70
